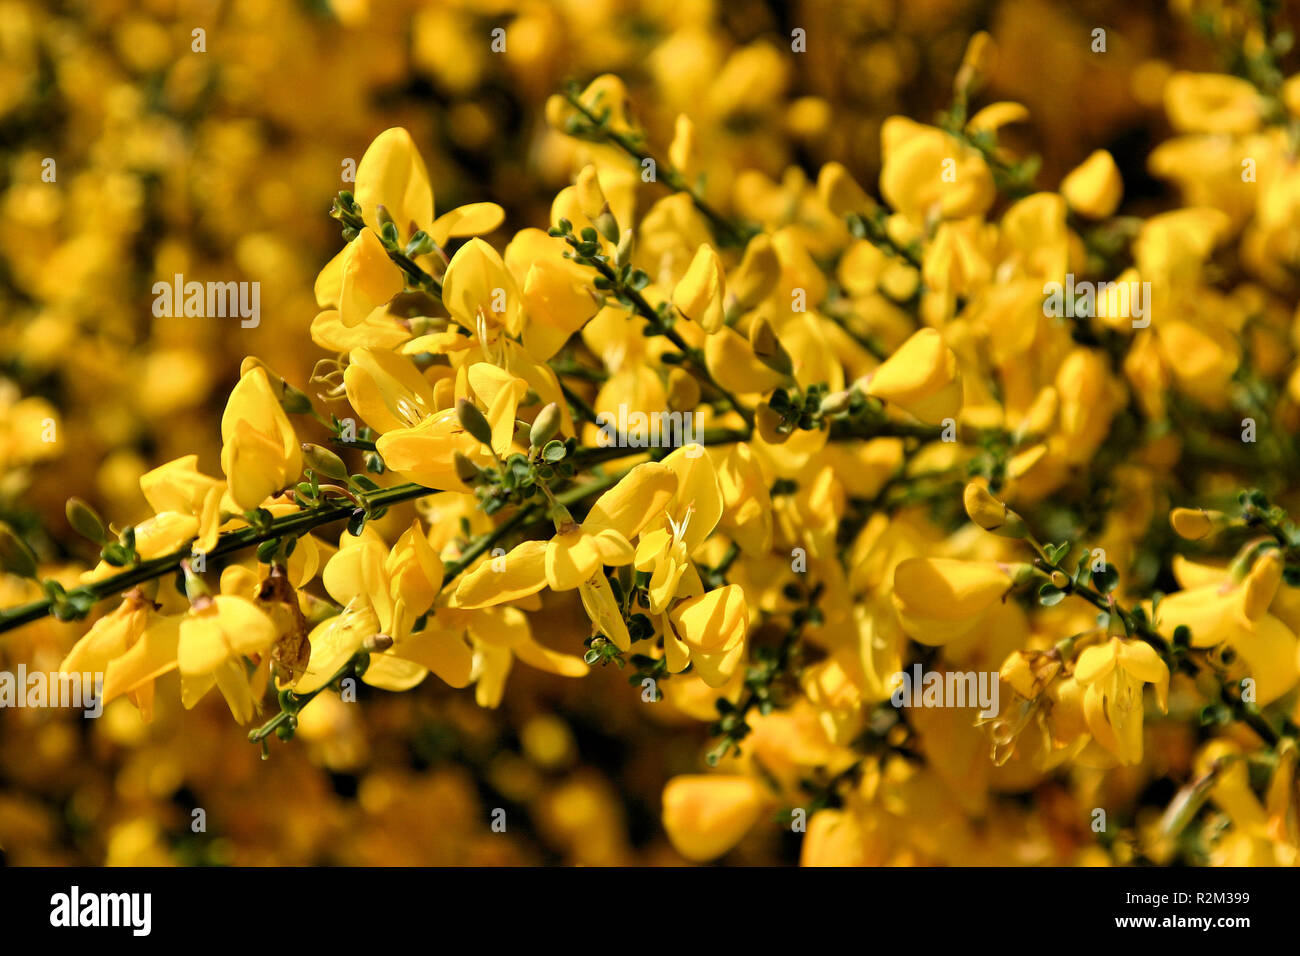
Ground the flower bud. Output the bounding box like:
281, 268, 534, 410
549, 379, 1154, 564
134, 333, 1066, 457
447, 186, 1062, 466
1169, 507, 1226, 541
1060, 150, 1123, 220
180, 559, 212, 605
300, 443, 349, 481
0, 522, 38, 579
66, 497, 107, 544
456, 399, 494, 447
963, 482, 1027, 538
954, 31, 996, 97
530, 402, 562, 448
614, 228, 635, 269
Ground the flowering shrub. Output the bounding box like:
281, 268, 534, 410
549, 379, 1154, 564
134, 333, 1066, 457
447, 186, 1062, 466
4, 0, 1300, 868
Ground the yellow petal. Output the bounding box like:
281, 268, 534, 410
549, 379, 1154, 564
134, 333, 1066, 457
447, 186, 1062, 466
362, 654, 430, 692
1061, 149, 1123, 219
867, 328, 962, 425
452, 540, 548, 608
662, 444, 724, 554
672, 244, 726, 333
545, 530, 603, 591
177, 612, 228, 678
1075, 642, 1118, 685
390, 625, 474, 688
102, 614, 181, 704
582, 462, 678, 539
354, 126, 434, 239
891, 558, 1007, 644
442, 237, 520, 334
579, 574, 631, 651
514, 636, 589, 678
344, 347, 439, 434
670, 584, 748, 654
428, 202, 505, 247
339, 229, 404, 328
294, 606, 377, 694
661, 775, 764, 862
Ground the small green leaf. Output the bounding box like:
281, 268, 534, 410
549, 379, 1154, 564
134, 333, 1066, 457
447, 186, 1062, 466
1093, 564, 1119, 594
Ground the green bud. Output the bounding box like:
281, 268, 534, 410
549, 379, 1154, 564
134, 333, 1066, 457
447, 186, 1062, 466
0, 523, 38, 579
593, 209, 620, 245
456, 399, 495, 447
66, 498, 108, 544
300, 443, 349, 481
279, 381, 315, 415
530, 403, 562, 448
375, 204, 395, 229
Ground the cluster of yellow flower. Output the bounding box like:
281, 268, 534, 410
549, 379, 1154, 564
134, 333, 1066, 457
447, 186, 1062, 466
6, 2, 1300, 867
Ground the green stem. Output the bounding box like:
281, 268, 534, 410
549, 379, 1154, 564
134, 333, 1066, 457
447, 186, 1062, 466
562, 91, 756, 248
0, 482, 436, 635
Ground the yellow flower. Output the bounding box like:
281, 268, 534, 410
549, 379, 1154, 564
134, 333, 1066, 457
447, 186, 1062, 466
880, 116, 994, 222
661, 774, 765, 862
962, 481, 1026, 538
460, 604, 588, 708
73, 454, 231, 578
354, 126, 503, 248
343, 346, 440, 434
452, 462, 677, 649
512, 229, 601, 360
891, 557, 1015, 645
220, 364, 302, 512
728, 233, 779, 311
1156, 552, 1298, 704
442, 236, 523, 339
634, 444, 724, 615
60, 591, 165, 720
1169, 507, 1227, 541
1060, 149, 1123, 219
866, 328, 962, 425
337, 228, 406, 329
153, 567, 282, 724
363, 360, 526, 491
297, 521, 453, 694
665, 583, 749, 686
1164, 72, 1261, 135
716, 442, 773, 557
1074, 637, 1169, 765
672, 244, 726, 333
